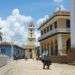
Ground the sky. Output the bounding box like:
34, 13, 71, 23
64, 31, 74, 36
0, 0, 70, 20
0, 0, 71, 46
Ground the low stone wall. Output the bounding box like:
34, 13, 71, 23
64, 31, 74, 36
67, 49, 75, 61
0, 55, 9, 67
50, 50, 75, 63
50, 56, 69, 63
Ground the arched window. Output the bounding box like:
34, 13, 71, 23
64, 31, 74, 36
66, 38, 71, 53
51, 41, 54, 55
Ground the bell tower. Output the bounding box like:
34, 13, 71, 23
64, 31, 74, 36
26, 22, 36, 59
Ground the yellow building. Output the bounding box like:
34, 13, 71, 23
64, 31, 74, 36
38, 10, 71, 57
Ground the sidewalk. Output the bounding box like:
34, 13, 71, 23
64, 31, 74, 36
0, 60, 15, 75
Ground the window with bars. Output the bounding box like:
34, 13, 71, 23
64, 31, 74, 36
41, 30, 43, 35
66, 19, 70, 28
44, 28, 46, 33
47, 27, 49, 32
54, 21, 57, 29
50, 25, 52, 30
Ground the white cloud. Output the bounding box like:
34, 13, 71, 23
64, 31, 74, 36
53, 0, 67, 12
54, 0, 63, 3
0, 8, 35, 46
37, 15, 49, 26
55, 5, 66, 11
12, 9, 20, 16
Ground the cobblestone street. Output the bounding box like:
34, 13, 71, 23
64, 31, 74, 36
0, 59, 75, 75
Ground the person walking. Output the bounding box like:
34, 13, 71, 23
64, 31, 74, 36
41, 54, 52, 69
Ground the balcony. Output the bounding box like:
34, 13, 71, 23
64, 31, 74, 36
38, 28, 70, 41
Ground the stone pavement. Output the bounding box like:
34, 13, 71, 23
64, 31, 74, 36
0, 59, 75, 75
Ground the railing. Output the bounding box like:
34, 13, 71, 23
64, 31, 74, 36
39, 28, 70, 41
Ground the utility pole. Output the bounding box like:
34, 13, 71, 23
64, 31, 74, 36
10, 40, 15, 60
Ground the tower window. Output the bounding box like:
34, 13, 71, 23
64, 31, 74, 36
30, 33, 32, 37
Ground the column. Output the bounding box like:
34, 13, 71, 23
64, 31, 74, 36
71, 0, 75, 48
32, 47, 36, 59
57, 34, 63, 55
49, 45, 51, 56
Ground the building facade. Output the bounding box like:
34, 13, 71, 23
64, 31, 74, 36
38, 11, 71, 57
0, 42, 25, 59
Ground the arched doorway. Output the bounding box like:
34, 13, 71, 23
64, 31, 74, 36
66, 38, 71, 54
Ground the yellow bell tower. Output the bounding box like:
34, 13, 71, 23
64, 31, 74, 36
26, 22, 36, 59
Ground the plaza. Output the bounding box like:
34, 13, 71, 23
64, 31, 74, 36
0, 0, 75, 75
0, 59, 75, 75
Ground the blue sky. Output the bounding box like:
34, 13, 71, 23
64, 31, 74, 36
0, 0, 70, 20
0, 0, 71, 46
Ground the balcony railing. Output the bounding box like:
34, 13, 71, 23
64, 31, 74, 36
38, 28, 70, 41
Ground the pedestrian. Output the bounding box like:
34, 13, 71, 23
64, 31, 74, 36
41, 54, 52, 69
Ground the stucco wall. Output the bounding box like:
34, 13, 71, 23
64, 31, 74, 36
0, 55, 9, 67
